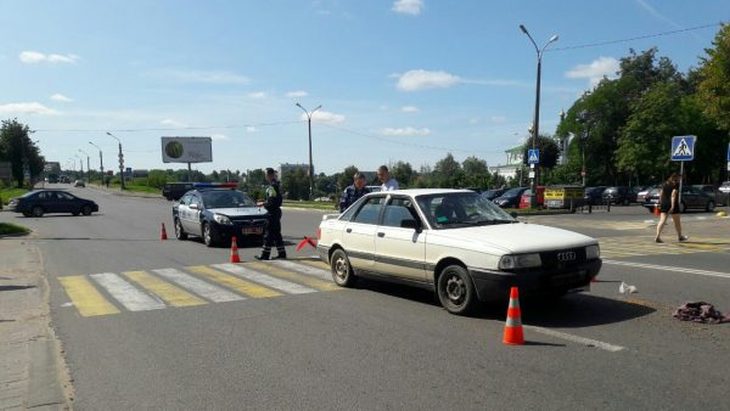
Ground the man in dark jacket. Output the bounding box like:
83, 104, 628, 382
339, 172, 370, 212
256, 168, 286, 260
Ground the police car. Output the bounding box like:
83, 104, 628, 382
172, 183, 268, 247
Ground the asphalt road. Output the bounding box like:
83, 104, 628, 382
2, 185, 729, 410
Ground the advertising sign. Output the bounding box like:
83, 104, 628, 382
161, 137, 213, 163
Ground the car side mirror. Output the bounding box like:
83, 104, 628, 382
189, 203, 199, 210
400, 219, 422, 232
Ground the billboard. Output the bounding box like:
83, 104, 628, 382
161, 137, 213, 163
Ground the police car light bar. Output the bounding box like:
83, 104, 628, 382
192, 182, 238, 188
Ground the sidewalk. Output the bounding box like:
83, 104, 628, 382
0, 236, 71, 410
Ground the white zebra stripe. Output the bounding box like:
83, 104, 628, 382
152, 268, 244, 303
213, 263, 317, 295
89, 273, 165, 312
267, 260, 333, 282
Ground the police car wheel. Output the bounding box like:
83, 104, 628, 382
175, 218, 187, 240
202, 223, 218, 247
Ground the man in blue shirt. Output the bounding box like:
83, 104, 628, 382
339, 172, 370, 212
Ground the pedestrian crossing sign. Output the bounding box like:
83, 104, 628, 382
527, 149, 540, 164
671, 135, 696, 161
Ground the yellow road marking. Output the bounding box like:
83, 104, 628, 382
58, 276, 120, 317
248, 261, 340, 291
123, 271, 206, 307
187, 265, 282, 298
296, 259, 331, 271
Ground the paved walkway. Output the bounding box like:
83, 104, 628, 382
0, 235, 70, 410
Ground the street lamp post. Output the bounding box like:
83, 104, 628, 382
106, 132, 125, 190
520, 24, 558, 208
295, 103, 322, 200
577, 110, 591, 187
89, 141, 104, 186
75, 155, 85, 181
78, 149, 90, 182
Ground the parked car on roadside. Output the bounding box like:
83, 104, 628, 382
172, 183, 268, 247
642, 185, 715, 213
480, 188, 506, 201
719, 181, 730, 194
602, 186, 637, 205
7, 190, 99, 217
316, 189, 601, 315
492, 187, 529, 208
162, 182, 195, 201
693, 184, 726, 207
636, 185, 658, 203
74, 180, 86, 187
583, 186, 607, 206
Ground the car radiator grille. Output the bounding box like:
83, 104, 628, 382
539, 248, 587, 270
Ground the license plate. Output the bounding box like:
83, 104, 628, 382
243, 227, 263, 235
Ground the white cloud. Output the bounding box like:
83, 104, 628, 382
211, 134, 229, 141
565, 57, 620, 87
380, 127, 431, 136
490, 115, 507, 124
301, 110, 345, 124
392, 0, 423, 15
245, 126, 258, 133
154, 69, 250, 85
286, 90, 308, 98
160, 118, 188, 127
50, 93, 73, 102
395, 69, 462, 91
247, 91, 267, 99
401, 105, 419, 113
19, 51, 79, 64
0, 102, 58, 115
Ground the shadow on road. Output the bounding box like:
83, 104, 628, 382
0, 284, 36, 292
519, 293, 656, 328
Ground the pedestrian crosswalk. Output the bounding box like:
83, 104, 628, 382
599, 236, 730, 259
58, 259, 336, 318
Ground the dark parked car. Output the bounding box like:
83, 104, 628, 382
583, 186, 607, 206
172, 184, 268, 247
7, 190, 99, 217
480, 188, 506, 201
492, 187, 528, 208
602, 186, 637, 205
163, 182, 195, 201
693, 184, 726, 207
643, 185, 715, 213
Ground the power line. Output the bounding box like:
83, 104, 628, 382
33, 120, 304, 133
549, 22, 724, 52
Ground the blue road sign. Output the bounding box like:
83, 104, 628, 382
527, 149, 540, 165
671, 135, 696, 161
727, 143, 729, 162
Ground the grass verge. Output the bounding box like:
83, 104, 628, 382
283, 200, 338, 211
0, 222, 30, 236
0, 188, 29, 205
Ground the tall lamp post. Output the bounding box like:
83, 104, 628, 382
75, 154, 85, 181
106, 132, 125, 190
519, 24, 558, 208
577, 110, 591, 187
89, 141, 104, 186
78, 149, 90, 182
295, 103, 321, 199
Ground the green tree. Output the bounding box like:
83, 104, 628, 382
521, 134, 560, 169
337, 165, 359, 191
281, 167, 309, 200
433, 153, 464, 188
147, 169, 168, 189
461, 156, 491, 189
698, 24, 730, 133
0, 119, 44, 187
389, 161, 415, 188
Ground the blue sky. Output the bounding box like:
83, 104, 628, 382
1, 0, 727, 175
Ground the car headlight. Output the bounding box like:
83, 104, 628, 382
213, 214, 233, 225
586, 244, 600, 260
498, 253, 541, 270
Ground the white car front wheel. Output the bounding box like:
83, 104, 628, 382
437, 265, 478, 315
330, 249, 356, 287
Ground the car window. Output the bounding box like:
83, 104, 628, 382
37, 191, 54, 200
191, 194, 202, 207
417, 192, 515, 229
180, 193, 191, 205
340, 197, 364, 221
57, 192, 74, 200
382, 197, 419, 228
352, 196, 384, 225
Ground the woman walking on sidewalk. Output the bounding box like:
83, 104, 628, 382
655, 173, 688, 243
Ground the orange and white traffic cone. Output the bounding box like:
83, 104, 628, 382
230, 236, 241, 263
503, 287, 525, 345
160, 223, 168, 240
653, 204, 661, 217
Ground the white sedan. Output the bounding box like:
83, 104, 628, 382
316, 189, 601, 315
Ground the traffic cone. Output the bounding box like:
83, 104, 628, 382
160, 223, 168, 240
653, 204, 660, 217
503, 287, 525, 345
230, 236, 241, 263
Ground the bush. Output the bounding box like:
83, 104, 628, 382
147, 170, 168, 189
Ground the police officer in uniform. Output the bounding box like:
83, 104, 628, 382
256, 168, 286, 260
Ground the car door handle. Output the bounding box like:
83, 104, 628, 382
346, 228, 352, 233
377, 232, 385, 238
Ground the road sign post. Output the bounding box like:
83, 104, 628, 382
527, 149, 540, 208
671, 135, 697, 209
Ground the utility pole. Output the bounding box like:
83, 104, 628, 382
106, 132, 125, 190
89, 141, 104, 186
295, 103, 322, 200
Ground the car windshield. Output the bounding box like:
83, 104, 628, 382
501, 187, 524, 198
201, 190, 254, 209
417, 192, 517, 229
482, 190, 502, 200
